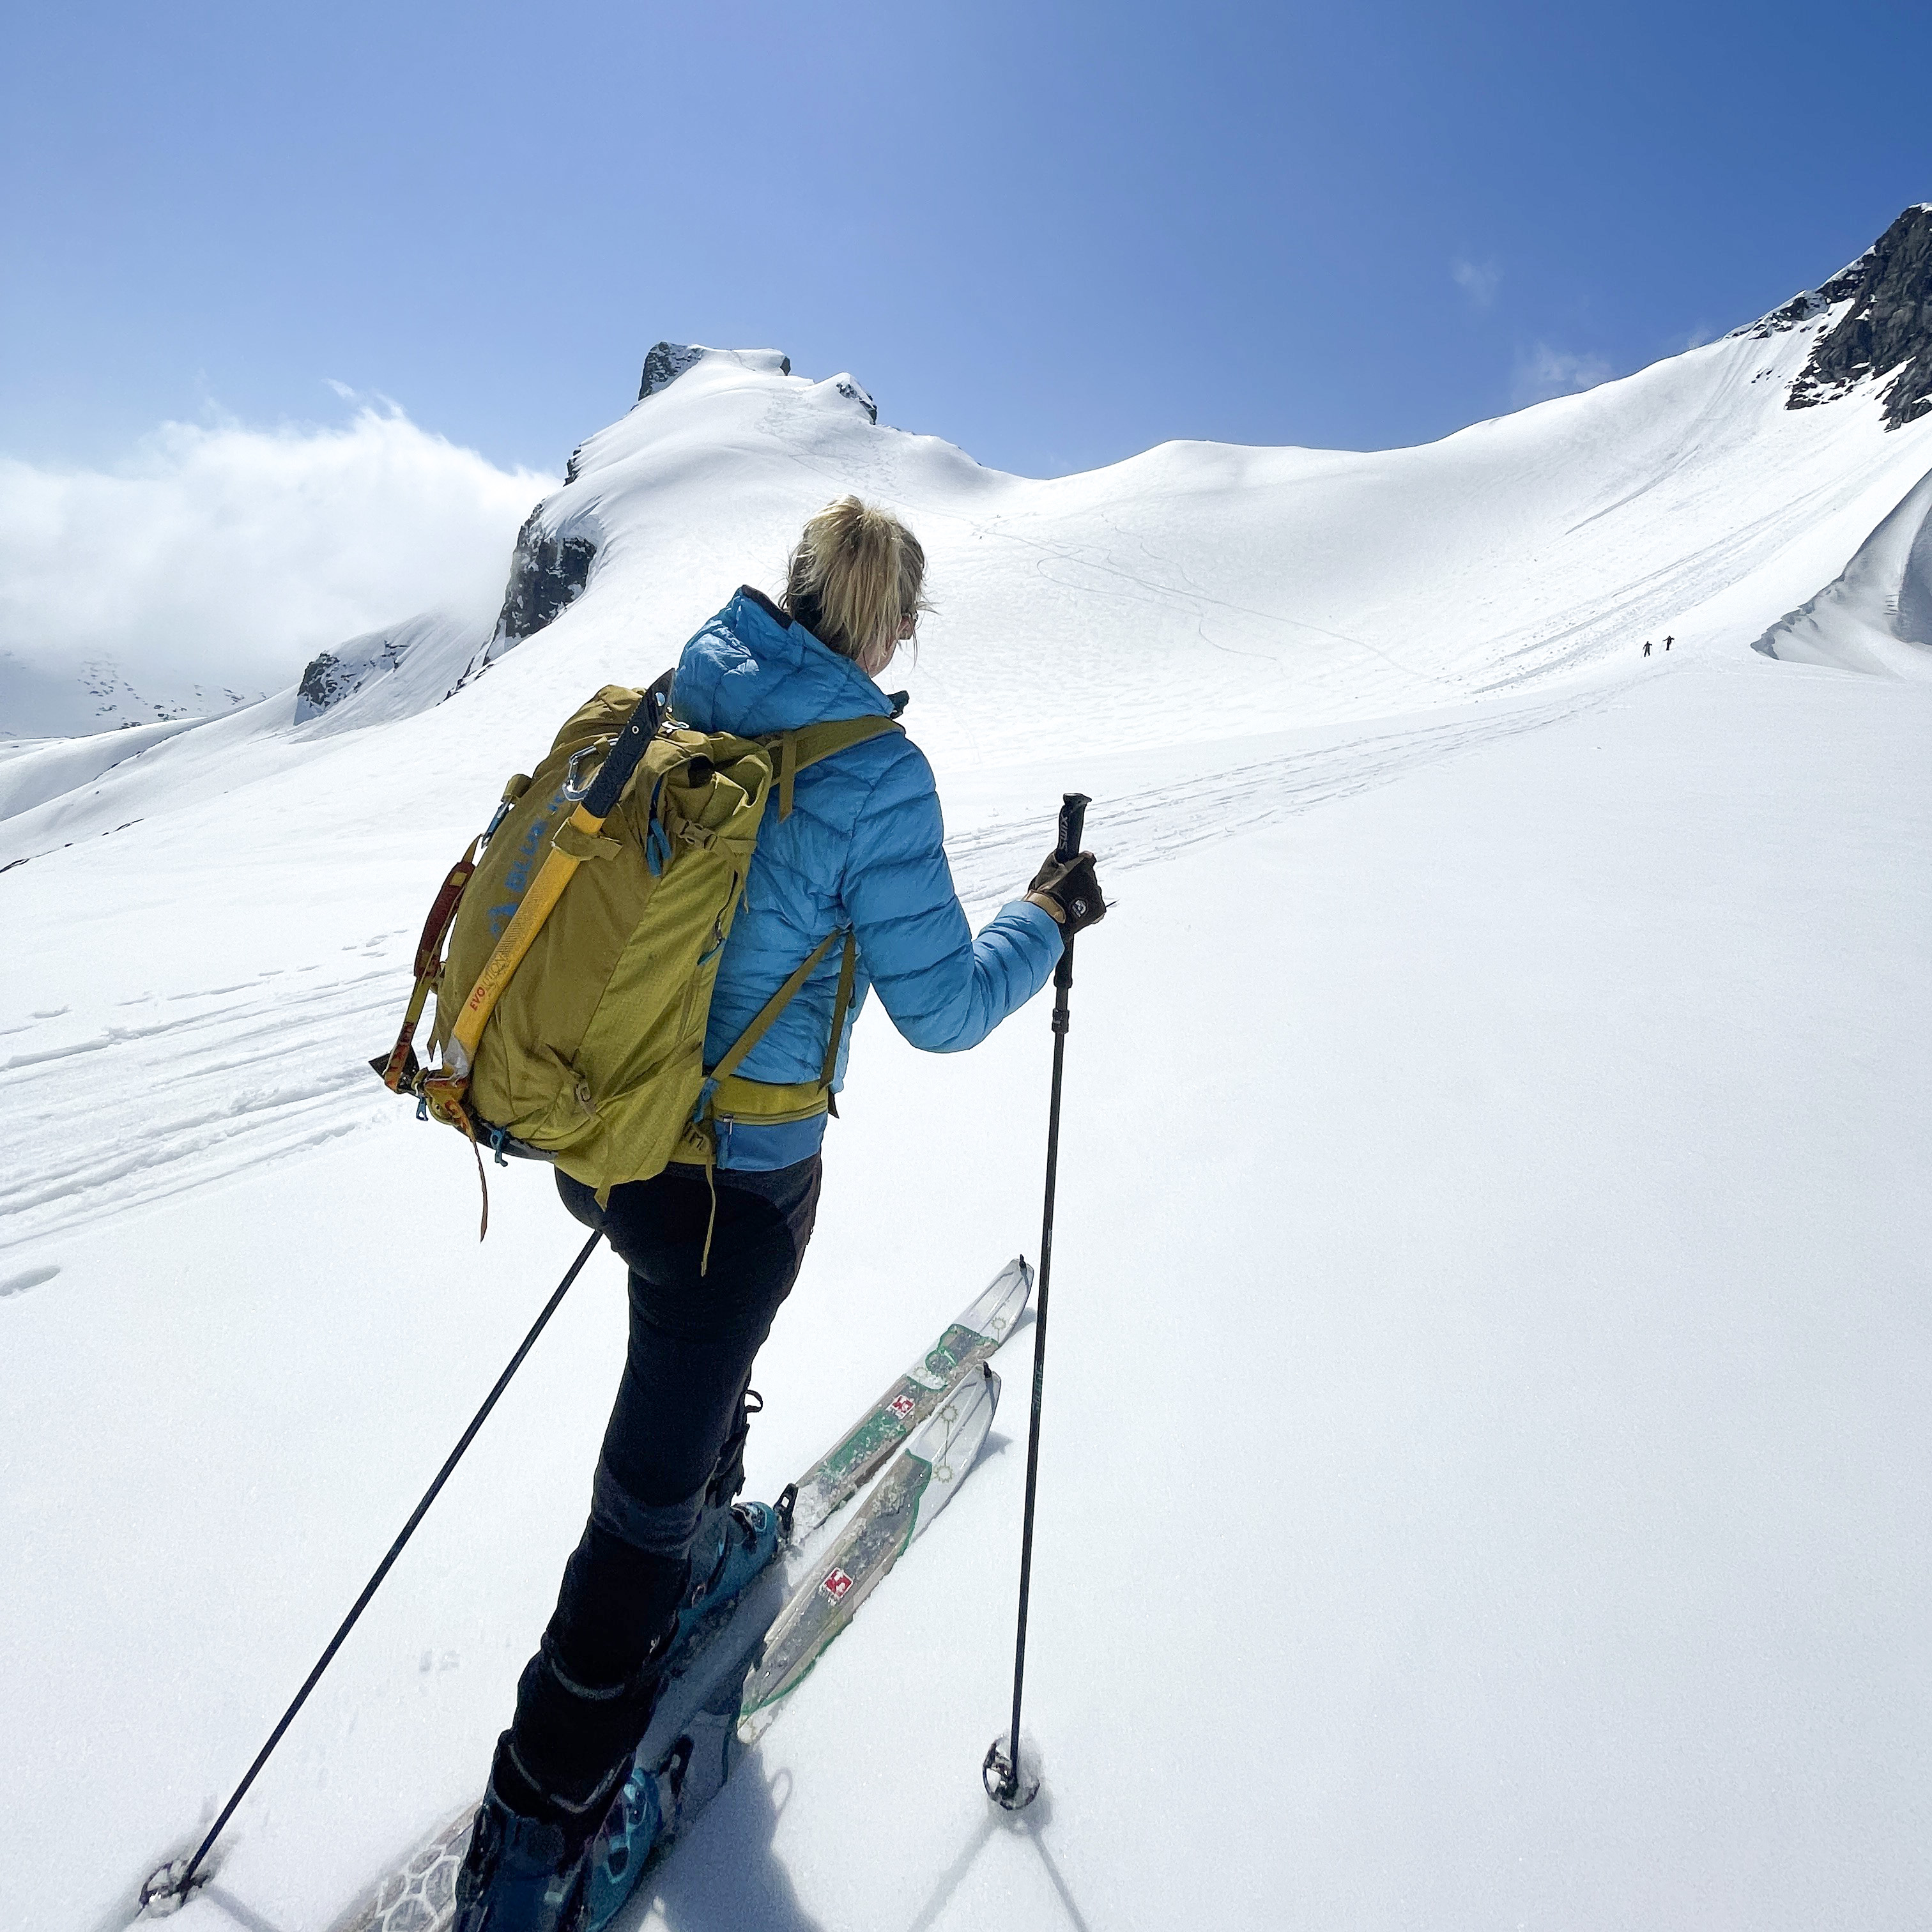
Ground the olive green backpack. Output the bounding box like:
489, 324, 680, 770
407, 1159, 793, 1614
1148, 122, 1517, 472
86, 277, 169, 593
374, 680, 900, 1233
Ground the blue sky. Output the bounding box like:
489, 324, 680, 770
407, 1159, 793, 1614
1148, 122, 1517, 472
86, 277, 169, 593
2, 0, 1928, 480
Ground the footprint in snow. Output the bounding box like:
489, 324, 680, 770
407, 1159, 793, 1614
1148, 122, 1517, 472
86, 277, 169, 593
1, 1264, 60, 1300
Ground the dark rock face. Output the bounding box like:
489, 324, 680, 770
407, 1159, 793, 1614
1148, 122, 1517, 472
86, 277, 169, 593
639, 342, 705, 400
638, 341, 793, 402
1736, 257, 1870, 341
835, 378, 878, 424
1786, 205, 1932, 430
493, 505, 597, 645
296, 634, 410, 719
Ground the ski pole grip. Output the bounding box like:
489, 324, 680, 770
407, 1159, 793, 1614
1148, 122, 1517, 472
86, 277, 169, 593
1055, 792, 1090, 865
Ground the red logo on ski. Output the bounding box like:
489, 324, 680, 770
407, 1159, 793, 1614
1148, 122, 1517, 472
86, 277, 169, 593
820, 1567, 855, 1604
889, 1394, 917, 1423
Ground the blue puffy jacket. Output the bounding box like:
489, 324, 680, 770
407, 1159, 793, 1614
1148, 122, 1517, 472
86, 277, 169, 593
671, 588, 1061, 1170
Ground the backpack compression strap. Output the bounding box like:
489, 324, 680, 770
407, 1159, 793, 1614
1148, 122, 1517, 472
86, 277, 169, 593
370, 837, 482, 1093
371, 762, 534, 1094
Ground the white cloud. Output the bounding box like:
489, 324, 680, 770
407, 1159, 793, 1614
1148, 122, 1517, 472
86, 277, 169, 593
1513, 342, 1615, 406
0, 405, 548, 732
1452, 257, 1501, 308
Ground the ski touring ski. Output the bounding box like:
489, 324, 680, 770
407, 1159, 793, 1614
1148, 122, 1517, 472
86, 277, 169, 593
330, 1262, 1024, 1932
575, 1363, 1001, 1924
786, 1254, 1029, 1539
740, 1360, 1000, 1744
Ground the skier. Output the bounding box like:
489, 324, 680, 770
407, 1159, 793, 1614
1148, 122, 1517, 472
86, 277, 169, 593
1643, 639, 1652, 657
453, 496, 1107, 1931
1664, 634, 1673, 651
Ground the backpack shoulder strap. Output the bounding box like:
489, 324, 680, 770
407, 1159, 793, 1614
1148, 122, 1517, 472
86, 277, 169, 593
772, 715, 903, 820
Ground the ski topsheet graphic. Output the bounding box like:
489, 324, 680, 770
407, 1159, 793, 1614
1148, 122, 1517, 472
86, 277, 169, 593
788, 1255, 1029, 1538
330, 1264, 1023, 1932
741, 1360, 999, 1742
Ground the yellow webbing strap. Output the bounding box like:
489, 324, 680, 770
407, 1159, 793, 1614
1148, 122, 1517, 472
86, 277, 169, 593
450, 803, 603, 1070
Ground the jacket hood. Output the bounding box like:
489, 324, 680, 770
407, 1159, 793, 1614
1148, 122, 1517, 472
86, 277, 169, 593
673, 587, 897, 737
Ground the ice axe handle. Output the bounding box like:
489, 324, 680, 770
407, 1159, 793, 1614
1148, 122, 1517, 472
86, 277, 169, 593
582, 693, 658, 820
1055, 792, 1090, 865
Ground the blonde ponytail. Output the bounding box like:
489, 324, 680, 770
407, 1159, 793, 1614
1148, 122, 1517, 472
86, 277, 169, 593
781, 496, 928, 675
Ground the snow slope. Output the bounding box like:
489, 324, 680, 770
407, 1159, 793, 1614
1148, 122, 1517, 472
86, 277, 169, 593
3, 287, 1930, 1931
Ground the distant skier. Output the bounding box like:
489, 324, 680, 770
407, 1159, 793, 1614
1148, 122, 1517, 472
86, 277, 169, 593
1643, 640, 1652, 657
1664, 634, 1674, 651
452, 498, 1107, 1932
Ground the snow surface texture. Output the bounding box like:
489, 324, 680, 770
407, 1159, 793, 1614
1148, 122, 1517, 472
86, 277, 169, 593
3, 291, 1931, 1931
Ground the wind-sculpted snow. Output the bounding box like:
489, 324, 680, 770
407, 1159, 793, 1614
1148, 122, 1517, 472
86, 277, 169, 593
1752, 463, 1932, 677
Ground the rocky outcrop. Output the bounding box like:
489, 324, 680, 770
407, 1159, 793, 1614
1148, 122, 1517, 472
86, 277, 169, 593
834, 378, 878, 425
1760, 206, 1932, 431
296, 632, 411, 721
640, 342, 707, 400
637, 342, 794, 402
492, 505, 598, 646
293, 611, 493, 726
1734, 256, 1871, 341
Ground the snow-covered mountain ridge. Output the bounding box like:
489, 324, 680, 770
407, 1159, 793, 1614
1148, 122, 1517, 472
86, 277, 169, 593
10, 208, 1932, 862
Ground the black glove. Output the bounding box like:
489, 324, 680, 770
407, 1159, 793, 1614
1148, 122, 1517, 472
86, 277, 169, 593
1027, 850, 1106, 935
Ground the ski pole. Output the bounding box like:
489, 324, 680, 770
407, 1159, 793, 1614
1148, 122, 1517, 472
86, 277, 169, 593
984, 790, 1090, 1811
141, 1228, 604, 1915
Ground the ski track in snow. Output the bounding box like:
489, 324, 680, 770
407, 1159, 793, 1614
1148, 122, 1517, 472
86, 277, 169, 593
0, 962, 402, 1255
0, 690, 1600, 1259
947, 685, 1602, 905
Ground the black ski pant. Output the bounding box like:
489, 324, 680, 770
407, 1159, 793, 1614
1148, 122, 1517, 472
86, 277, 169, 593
494, 1156, 821, 1831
